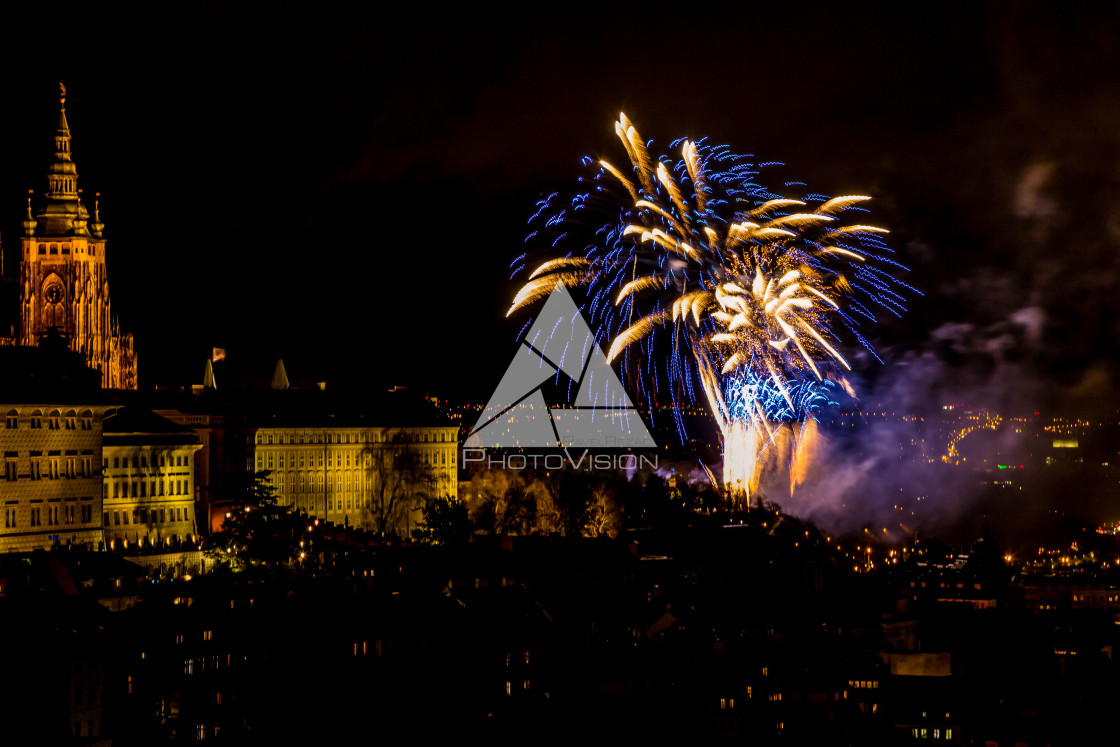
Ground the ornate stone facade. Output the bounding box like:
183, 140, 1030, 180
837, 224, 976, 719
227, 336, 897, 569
253, 425, 458, 535
102, 408, 203, 550
17, 85, 137, 389
0, 403, 106, 552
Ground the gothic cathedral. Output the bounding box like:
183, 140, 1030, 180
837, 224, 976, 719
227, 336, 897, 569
17, 85, 137, 389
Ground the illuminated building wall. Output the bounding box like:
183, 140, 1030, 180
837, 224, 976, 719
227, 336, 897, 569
0, 404, 105, 552
14, 85, 137, 389
253, 425, 458, 533
155, 409, 257, 535
101, 408, 203, 550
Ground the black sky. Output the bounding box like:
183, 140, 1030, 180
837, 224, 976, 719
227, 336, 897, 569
3, 2, 1120, 413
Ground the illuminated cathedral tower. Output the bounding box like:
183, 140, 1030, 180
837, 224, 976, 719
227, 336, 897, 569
19, 84, 137, 389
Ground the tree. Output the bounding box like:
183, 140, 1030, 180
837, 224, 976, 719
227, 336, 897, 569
206, 470, 302, 569
412, 495, 471, 545
581, 482, 622, 538
463, 466, 514, 533
527, 478, 561, 535
494, 476, 535, 535
360, 430, 435, 538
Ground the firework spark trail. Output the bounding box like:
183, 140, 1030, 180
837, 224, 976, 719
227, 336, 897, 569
508, 114, 909, 503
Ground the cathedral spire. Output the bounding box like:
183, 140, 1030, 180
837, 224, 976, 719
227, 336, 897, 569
22, 191, 36, 236
47, 81, 78, 201
203, 359, 217, 390
90, 192, 104, 238
271, 359, 290, 390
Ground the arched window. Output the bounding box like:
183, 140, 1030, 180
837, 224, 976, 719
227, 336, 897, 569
5, 410, 17, 429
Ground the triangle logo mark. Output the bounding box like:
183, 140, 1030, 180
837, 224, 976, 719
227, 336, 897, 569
523, 282, 595, 380
471, 344, 558, 432
466, 283, 656, 450
464, 389, 559, 448
573, 344, 636, 409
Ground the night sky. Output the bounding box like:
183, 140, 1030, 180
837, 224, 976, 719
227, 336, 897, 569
2, 3, 1120, 414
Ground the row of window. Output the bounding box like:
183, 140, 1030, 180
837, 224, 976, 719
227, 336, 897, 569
48, 177, 76, 194
259, 452, 353, 470
353, 640, 384, 656
5, 409, 94, 430
106, 506, 189, 526
183, 654, 229, 676
5, 456, 93, 480
256, 450, 455, 471
290, 495, 373, 513
37, 243, 97, 257
286, 472, 359, 490
504, 680, 533, 695
106, 478, 190, 499
5, 502, 94, 528
272, 471, 451, 494
256, 430, 456, 446
104, 454, 190, 470
911, 728, 953, 740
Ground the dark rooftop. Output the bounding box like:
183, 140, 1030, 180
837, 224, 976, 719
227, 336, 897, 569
0, 330, 106, 401
140, 386, 454, 429
102, 406, 200, 446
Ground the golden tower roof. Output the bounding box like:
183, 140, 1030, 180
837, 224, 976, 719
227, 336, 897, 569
30, 82, 93, 238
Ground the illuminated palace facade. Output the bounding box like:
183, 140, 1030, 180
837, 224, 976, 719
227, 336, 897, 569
0, 403, 105, 553
101, 408, 203, 550
253, 425, 458, 534
4, 86, 137, 389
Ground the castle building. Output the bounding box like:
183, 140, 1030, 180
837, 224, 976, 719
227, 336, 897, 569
154, 408, 257, 536
15, 85, 137, 389
253, 424, 458, 535
101, 407, 203, 550
0, 339, 107, 552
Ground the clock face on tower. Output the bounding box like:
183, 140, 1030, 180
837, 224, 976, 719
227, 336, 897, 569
45, 285, 63, 304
